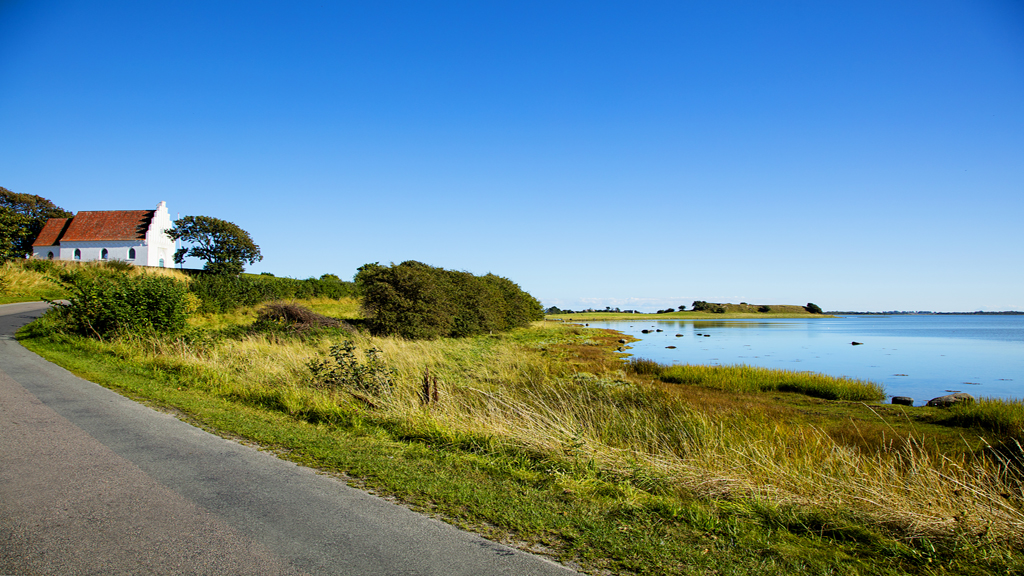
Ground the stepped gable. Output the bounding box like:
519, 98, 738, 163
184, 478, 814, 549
60, 210, 156, 242
31, 218, 72, 247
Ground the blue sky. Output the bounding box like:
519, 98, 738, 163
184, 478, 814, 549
2, 1, 1022, 312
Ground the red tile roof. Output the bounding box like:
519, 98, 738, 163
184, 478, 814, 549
32, 218, 72, 247
60, 210, 155, 242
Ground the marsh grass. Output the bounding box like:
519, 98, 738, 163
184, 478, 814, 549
945, 397, 1024, 441
648, 363, 886, 402
18, 306, 1024, 574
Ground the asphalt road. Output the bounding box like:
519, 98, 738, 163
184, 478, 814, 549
0, 302, 578, 576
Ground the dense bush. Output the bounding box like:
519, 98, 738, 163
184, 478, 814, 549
804, 302, 823, 314
23, 258, 58, 274
187, 272, 357, 313
355, 261, 544, 339
49, 268, 191, 338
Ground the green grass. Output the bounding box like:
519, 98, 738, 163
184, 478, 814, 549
944, 397, 1024, 441
16, 305, 1024, 575
630, 361, 886, 402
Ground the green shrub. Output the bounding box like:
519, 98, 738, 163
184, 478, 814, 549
307, 340, 395, 396
355, 261, 544, 339
187, 273, 357, 313
49, 268, 191, 338
805, 302, 823, 314
758, 305, 771, 313
103, 259, 134, 272
23, 258, 57, 274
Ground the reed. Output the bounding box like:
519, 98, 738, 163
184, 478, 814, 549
945, 396, 1024, 441
652, 363, 886, 402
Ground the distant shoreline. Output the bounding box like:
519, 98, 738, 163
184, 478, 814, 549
828, 311, 1024, 315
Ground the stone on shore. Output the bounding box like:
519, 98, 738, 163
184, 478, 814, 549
926, 392, 975, 408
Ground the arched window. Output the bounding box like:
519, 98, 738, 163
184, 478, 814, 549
128, 248, 136, 260
47, 251, 54, 260
101, 249, 109, 260
159, 258, 165, 267
74, 249, 81, 260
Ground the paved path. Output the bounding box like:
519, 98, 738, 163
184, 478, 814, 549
0, 302, 577, 576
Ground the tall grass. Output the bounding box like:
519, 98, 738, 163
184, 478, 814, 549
945, 397, 1024, 440
646, 362, 886, 402
45, 314, 1021, 553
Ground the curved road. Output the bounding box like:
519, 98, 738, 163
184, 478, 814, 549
0, 302, 578, 576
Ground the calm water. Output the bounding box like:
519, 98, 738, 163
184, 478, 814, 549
582, 315, 1024, 405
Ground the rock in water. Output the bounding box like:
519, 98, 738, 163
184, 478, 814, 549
926, 393, 975, 408
891, 396, 914, 406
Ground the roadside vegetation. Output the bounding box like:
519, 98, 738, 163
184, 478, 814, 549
6, 263, 1024, 574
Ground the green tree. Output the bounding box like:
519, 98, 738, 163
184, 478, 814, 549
0, 186, 73, 262
805, 302, 823, 314
166, 215, 262, 275
355, 261, 543, 339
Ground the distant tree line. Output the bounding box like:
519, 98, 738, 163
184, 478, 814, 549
355, 261, 544, 339
691, 301, 726, 313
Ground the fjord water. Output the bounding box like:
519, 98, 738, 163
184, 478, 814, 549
585, 315, 1024, 405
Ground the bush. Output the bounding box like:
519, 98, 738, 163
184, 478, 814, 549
355, 261, 544, 339
255, 302, 351, 332
758, 305, 771, 313
805, 303, 823, 314
49, 268, 191, 338
625, 357, 664, 377
307, 340, 395, 396
23, 258, 58, 275
103, 259, 134, 272
187, 273, 357, 313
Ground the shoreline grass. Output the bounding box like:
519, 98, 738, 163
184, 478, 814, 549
626, 359, 886, 402
15, 301, 1024, 575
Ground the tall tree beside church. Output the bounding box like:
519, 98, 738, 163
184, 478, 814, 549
0, 186, 73, 262
166, 215, 262, 275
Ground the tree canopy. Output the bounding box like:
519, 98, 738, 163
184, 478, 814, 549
166, 215, 262, 275
355, 261, 544, 339
0, 186, 73, 262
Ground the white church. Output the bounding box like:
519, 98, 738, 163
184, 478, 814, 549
32, 201, 176, 267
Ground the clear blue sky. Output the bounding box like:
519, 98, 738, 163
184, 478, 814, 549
2, 1, 1022, 312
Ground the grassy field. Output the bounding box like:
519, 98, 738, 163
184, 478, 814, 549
12, 287, 1024, 575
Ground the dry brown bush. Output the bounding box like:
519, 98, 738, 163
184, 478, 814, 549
257, 302, 352, 331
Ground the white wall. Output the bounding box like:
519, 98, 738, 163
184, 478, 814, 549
144, 201, 175, 267
52, 241, 144, 263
